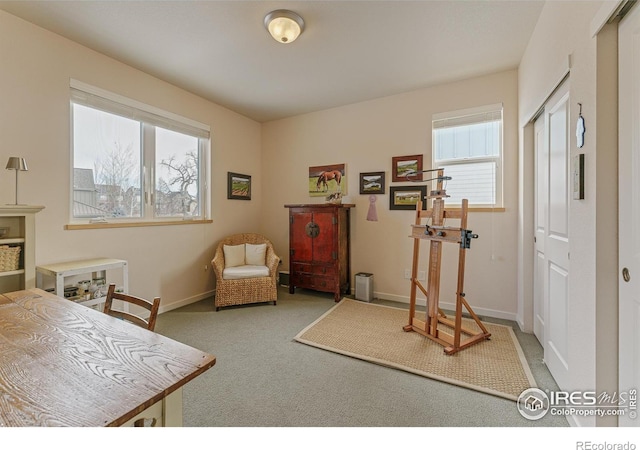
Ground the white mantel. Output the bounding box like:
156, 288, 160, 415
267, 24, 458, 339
0, 205, 46, 214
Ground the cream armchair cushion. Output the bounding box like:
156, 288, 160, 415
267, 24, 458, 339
223, 265, 270, 280
223, 244, 246, 267
245, 243, 267, 265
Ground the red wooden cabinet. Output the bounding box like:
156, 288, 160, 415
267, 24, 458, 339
285, 204, 353, 302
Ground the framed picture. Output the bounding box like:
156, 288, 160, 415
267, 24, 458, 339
309, 164, 346, 197
227, 172, 251, 200
392, 154, 423, 182
359, 171, 385, 194
389, 185, 427, 210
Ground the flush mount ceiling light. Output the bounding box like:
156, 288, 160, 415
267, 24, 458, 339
264, 9, 305, 44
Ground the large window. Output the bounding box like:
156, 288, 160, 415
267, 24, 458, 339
432, 104, 503, 207
70, 80, 210, 222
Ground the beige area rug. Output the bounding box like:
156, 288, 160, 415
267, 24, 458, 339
294, 299, 536, 401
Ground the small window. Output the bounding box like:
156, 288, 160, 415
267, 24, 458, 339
432, 104, 503, 207
70, 80, 210, 222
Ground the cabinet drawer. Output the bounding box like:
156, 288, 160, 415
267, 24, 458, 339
291, 272, 336, 290
292, 263, 336, 276
292, 263, 311, 274
309, 275, 335, 290
312, 265, 336, 276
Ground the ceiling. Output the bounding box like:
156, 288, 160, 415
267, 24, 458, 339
0, 1, 545, 122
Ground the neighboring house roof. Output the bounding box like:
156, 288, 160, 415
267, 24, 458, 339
73, 200, 110, 218
73, 168, 96, 191
97, 184, 122, 195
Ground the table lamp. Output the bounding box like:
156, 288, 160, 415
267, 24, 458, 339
5, 157, 28, 205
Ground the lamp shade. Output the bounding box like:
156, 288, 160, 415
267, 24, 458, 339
264, 10, 305, 44
6, 157, 28, 171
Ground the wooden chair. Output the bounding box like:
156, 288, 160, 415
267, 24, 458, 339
103, 283, 161, 332
105, 283, 162, 426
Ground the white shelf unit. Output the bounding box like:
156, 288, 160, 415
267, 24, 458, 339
0, 205, 45, 294
36, 258, 128, 308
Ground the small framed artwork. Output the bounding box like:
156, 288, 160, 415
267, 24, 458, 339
227, 172, 251, 200
392, 154, 423, 182
359, 171, 385, 194
389, 185, 427, 210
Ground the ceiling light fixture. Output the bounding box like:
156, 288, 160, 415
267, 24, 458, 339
264, 9, 305, 44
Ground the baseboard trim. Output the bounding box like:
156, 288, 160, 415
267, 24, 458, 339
371, 291, 518, 322
158, 290, 214, 314
161, 288, 517, 322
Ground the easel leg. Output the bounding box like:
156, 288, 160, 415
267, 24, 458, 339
404, 200, 423, 332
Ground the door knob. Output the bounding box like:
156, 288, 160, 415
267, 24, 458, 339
622, 267, 631, 283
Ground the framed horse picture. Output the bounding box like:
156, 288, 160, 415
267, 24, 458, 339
309, 164, 346, 198
227, 172, 251, 200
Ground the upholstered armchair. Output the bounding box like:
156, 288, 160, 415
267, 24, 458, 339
211, 233, 280, 311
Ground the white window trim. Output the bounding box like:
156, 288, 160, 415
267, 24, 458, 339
432, 103, 504, 208
70, 79, 210, 137
432, 102, 503, 123
69, 80, 211, 225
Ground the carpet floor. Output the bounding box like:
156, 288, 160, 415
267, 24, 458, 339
154, 287, 568, 427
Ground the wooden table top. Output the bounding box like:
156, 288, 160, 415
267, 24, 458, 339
0, 289, 216, 427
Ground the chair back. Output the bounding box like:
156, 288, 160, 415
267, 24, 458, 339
103, 283, 161, 331
218, 233, 273, 248
214, 233, 275, 265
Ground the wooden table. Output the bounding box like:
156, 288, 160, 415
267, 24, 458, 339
0, 289, 216, 427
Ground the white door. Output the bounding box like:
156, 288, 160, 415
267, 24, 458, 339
533, 113, 547, 344
534, 80, 571, 390
619, 3, 640, 427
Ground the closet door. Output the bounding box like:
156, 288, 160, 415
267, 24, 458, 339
619, 2, 640, 426
533, 112, 547, 345
534, 80, 571, 390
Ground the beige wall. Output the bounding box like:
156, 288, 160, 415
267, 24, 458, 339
517, 0, 618, 426
0, 11, 263, 310
2, 1, 625, 427
262, 70, 520, 319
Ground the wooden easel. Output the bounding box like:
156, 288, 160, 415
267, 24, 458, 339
402, 169, 491, 355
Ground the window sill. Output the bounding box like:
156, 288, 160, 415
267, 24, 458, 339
446, 207, 506, 212
65, 219, 212, 230
456, 206, 507, 212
